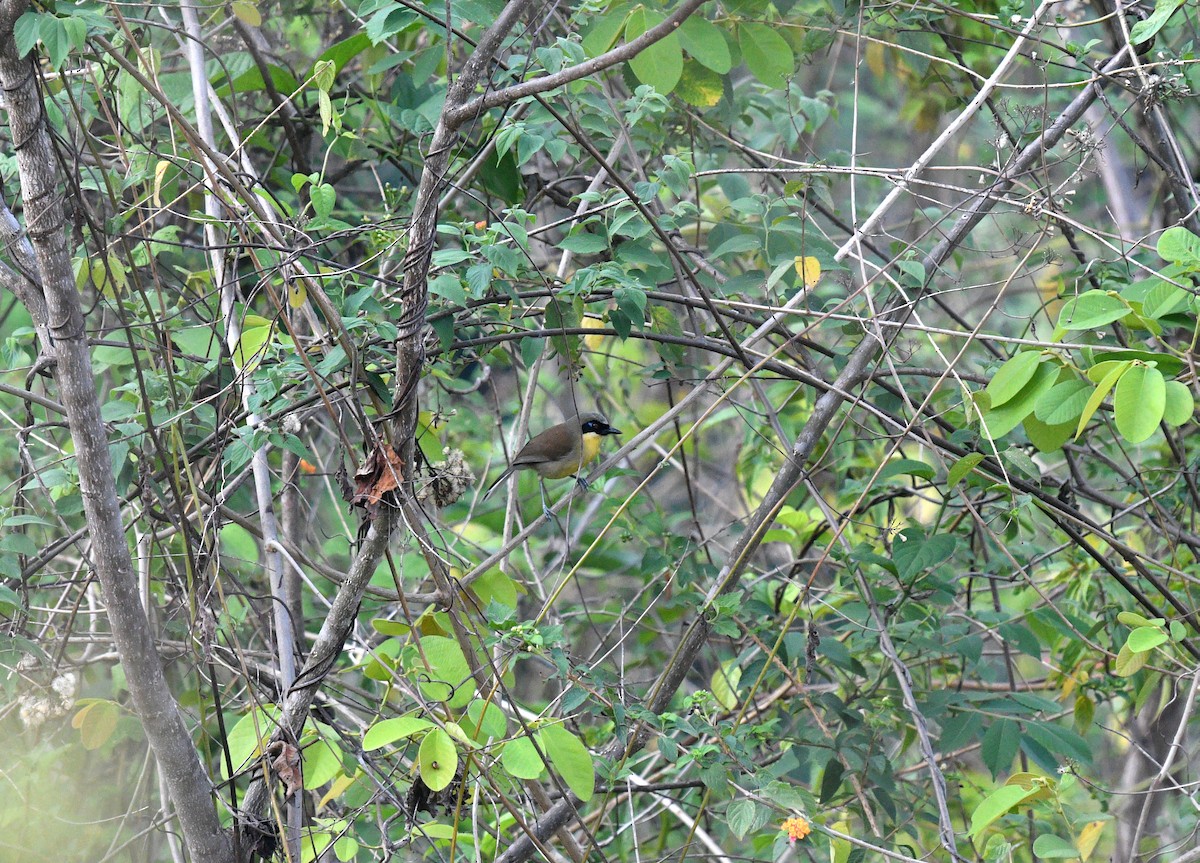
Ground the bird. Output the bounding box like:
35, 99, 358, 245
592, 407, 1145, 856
483, 412, 621, 513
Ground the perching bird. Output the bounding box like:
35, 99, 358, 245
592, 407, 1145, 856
483, 412, 621, 511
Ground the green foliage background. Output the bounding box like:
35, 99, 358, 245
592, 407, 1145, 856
3, 0, 1200, 861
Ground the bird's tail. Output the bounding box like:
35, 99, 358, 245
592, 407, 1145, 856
482, 466, 515, 500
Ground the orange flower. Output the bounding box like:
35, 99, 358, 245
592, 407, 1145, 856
781, 816, 811, 844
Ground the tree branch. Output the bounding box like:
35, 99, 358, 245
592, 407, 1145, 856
0, 3, 231, 860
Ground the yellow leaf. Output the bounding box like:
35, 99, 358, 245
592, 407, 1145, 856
1077, 820, 1106, 861
287, 280, 307, 309
582, 314, 606, 351
795, 256, 821, 288
865, 41, 886, 78
317, 772, 357, 812
711, 659, 741, 710
153, 160, 169, 208
231, 0, 261, 27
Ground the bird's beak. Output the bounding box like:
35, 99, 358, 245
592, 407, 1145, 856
600, 423, 621, 436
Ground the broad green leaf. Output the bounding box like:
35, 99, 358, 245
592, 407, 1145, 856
1033, 834, 1080, 858
981, 362, 1057, 440
233, 315, 274, 372
1024, 723, 1092, 766
675, 59, 724, 107
947, 453, 984, 486
1140, 280, 1190, 319
314, 33, 372, 75
222, 706, 282, 778
1023, 414, 1075, 453
1091, 349, 1184, 376
1130, 0, 1187, 46
738, 22, 793, 88
1034, 379, 1092, 425
411, 636, 475, 708
465, 699, 508, 742
310, 183, 335, 220
1055, 290, 1130, 331
981, 719, 1020, 778
678, 16, 731, 73
986, 351, 1042, 408
1113, 642, 1149, 677
1113, 364, 1165, 443
302, 735, 343, 789
362, 715, 433, 751
1163, 381, 1194, 426
727, 798, 768, 840
1075, 360, 1131, 439
893, 530, 956, 580
1117, 611, 1163, 628
1157, 225, 1200, 265
626, 8, 682, 94
538, 723, 595, 801
581, 3, 631, 57
1126, 626, 1168, 653
500, 735, 546, 779
13, 11, 39, 58
967, 783, 1039, 838
876, 459, 936, 483
418, 727, 458, 792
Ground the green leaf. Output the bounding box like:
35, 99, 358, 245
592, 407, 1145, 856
581, 3, 631, 57
1117, 611, 1163, 628
538, 723, 595, 801
981, 719, 1020, 778
1114, 642, 1149, 677
738, 22, 794, 88
1034, 379, 1092, 425
13, 11, 40, 57
310, 183, 335, 220
418, 728, 458, 792
1055, 290, 1130, 331
877, 459, 936, 483
410, 636, 476, 708
1023, 414, 1075, 453
986, 351, 1042, 408
314, 33, 371, 75
678, 16, 731, 73
1075, 360, 1131, 439
981, 361, 1057, 440
892, 530, 956, 580
625, 7, 682, 94
1163, 380, 1194, 426
1113, 364, 1165, 443
1157, 225, 1200, 266
465, 699, 508, 742
39, 15, 69, 68
947, 453, 984, 486
362, 715, 433, 751
302, 734, 343, 789
233, 316, 274, 372
1032, 834, 1080, 858
1126, 626, 1168, 653
727, 798, 768, 840
1130, 0, 1187, 46
967, 783, 1039, 838
1140, 280, 1190, 319
500, 735, 546, 779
